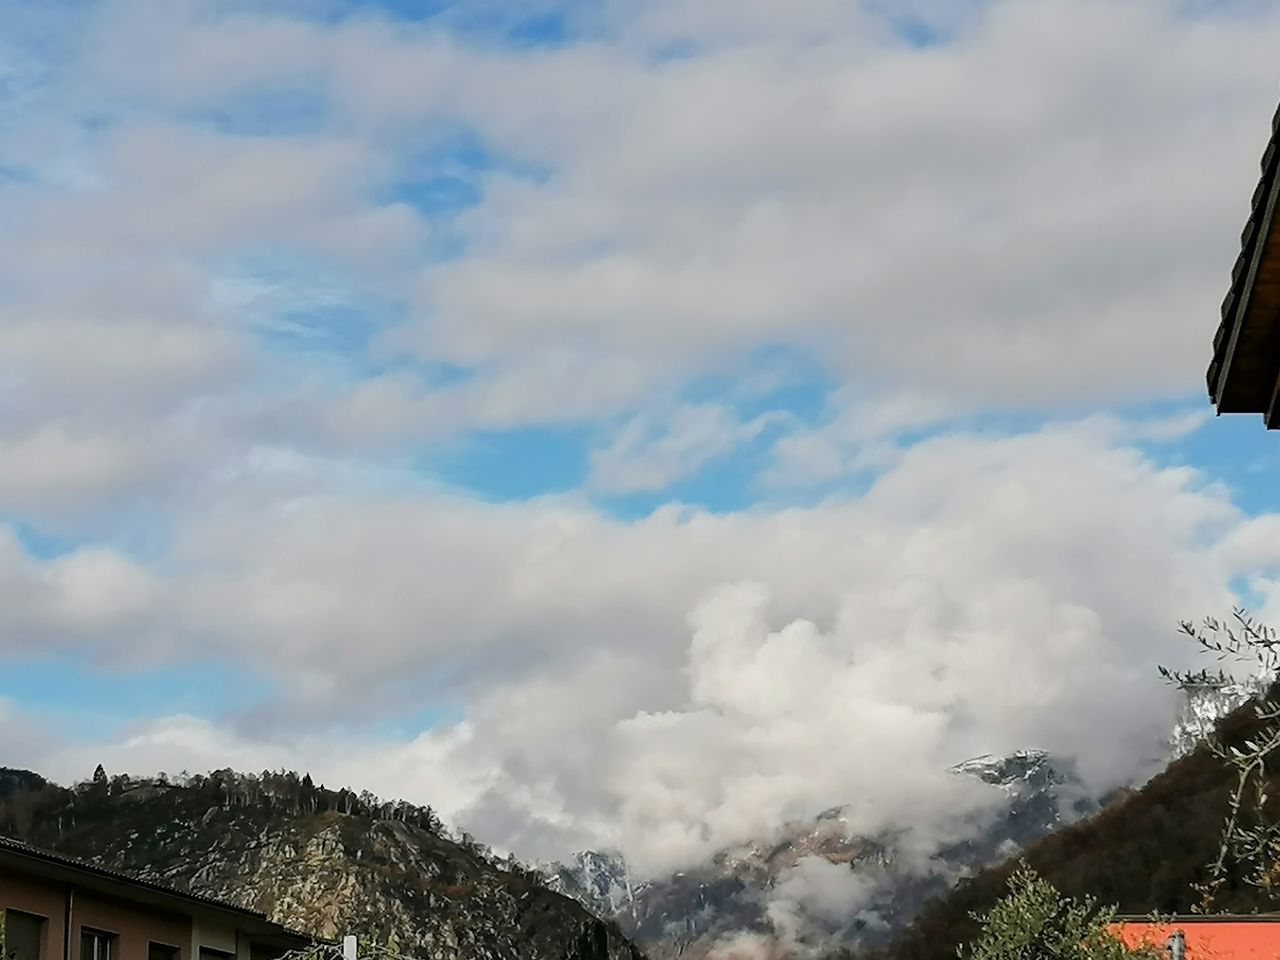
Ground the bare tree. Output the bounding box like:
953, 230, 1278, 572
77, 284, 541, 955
1162, 609, 1280, 910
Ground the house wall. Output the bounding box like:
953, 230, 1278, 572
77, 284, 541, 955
1, 867, 265, 960
74, 889, 192, 960
192, 918, 251, 960
0, 868, 67, 960
1, 870, 195, 960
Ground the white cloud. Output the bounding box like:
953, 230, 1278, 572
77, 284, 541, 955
0, 528, 163, 658
6, 0, 1269, 468
0, 422, 205, 525
1, 2, 1278, 932
764, 855, 887, 952
384, 0, 1280, 412
0, 421, 1260, 877
762, 390, 951, 487
589, 404, 779, 493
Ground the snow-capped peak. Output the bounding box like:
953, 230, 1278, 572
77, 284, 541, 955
947, 749, 1061, 794
541, 849, 638, 917
1170, 676, 1272, 759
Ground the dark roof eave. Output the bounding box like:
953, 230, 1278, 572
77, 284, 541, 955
1208, 99, 1280, 416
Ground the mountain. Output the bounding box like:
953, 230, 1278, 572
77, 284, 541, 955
544, 851, 638, 921
0, 768, 643, 960
1, 682, 1243, 960
546, 750, 1094, 959
547, 680, 1252, 959
1169, 676, 1268, 759
0, 768, 50, 797
945, 750, 1096, 855
871, 682, 1280, 960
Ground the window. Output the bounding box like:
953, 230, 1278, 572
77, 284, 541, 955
80, 929, 115, 960
148, 944, 179, 960
5, 911, 45, 960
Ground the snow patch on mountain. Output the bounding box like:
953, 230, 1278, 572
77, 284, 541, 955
1170, 678, 1271, 759
541, 849, 640, 919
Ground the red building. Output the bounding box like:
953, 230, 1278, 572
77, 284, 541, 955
1113, 916, 1280, 959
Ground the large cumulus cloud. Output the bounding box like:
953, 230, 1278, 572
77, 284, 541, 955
2, 420, 1272, 878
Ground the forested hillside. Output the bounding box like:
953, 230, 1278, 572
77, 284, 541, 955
0, 767, 642, 960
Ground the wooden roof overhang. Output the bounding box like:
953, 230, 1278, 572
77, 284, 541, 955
1209, 100, 1280, 427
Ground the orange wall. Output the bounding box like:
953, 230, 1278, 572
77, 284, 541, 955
1113, 921, 1280, 959
75, 889, 191, 960
0, 869, 67, 960
1, 869, 194, 960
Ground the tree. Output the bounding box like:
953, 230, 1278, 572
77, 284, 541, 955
961, 867, 1157, 960
1161, 609, 1280, 910
301, 773, 315, 813
86, 765, 109, 802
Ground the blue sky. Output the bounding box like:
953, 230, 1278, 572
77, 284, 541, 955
3, 0, 1280, 869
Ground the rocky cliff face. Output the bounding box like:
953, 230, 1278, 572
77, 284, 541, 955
0, 769, 643, 960
545, 751, 1094, 959
545, 851, 638, 921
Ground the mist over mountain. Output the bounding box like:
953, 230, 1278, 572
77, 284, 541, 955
876, 683, 1280, 960
538, 680, 1250, 960
544, 750, 1097, 959
0, 665, 1253, 960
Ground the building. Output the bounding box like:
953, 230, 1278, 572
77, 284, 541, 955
0, 837, 317, 960
1208, 101, 1280, 427
1113, 915, 1280, 959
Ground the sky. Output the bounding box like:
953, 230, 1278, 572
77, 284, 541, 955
3, 0, 1280, 894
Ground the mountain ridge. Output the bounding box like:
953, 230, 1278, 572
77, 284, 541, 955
0, 767, 644, 960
